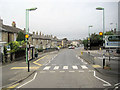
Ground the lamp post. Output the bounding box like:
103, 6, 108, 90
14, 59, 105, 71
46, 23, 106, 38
88, 25, 93, 50
26, 7, 37, 72
96, 7, 105, 45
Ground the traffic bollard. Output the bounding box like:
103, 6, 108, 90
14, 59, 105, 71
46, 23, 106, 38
103, 54, 105, 69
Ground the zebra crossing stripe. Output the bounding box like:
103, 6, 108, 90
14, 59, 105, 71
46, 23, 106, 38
63, 66, 68, 69
43, 66, 51, 70
72, 66, 78, 69
53, 66, 59, 70
81, 65, 88, 69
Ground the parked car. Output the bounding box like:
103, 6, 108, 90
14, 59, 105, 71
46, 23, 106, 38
68, 46, 75, 49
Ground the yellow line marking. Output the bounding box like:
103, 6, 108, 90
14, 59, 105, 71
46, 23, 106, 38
11, 67, 39, 70
33, 55, 48, 66
8, 83, 19, 88
92, 65, 102, 68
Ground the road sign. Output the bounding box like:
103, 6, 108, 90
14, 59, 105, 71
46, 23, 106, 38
105, 35, 120, 48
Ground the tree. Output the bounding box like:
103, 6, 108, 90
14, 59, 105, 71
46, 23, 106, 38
105, 31, 114, 35
16, 31, 25, 41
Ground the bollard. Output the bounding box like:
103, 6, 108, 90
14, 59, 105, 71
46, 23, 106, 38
81, 51, 83, 55
103, 54, 105, 69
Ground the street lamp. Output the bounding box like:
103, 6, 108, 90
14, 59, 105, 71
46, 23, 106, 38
88, 25, 93, 50
96, 7, 105, 46
88, 25, 93, 37
26, 7, 37, 72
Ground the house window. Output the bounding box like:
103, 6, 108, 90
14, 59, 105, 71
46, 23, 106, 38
0, 31, 2, 41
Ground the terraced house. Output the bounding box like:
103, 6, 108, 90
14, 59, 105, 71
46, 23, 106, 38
31, 31, 58, 50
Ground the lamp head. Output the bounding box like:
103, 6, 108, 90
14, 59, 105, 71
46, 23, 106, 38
96, 7, 104, 10
27, 7, 37, 11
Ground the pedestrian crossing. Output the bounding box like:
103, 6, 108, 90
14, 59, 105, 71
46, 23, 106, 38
42, 65, 89, 71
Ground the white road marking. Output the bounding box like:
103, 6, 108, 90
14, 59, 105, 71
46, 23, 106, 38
72, 66, 78, 69
17, 72, 37, 88
69, 71, 75, 72
43, 66, 51, 70
83, 62, 88, 64
40, 71, 46, 73
76, 55, 78, 57
50, 71, 55, 73
60, 71, 65, 73
63, 66, 68, 70
78, 57, 80, 59
79, 70, 84, 72
93, 71, 111, 86
53, 66, 59, 70
88, 70, 94, 72
81, 65, 88, 69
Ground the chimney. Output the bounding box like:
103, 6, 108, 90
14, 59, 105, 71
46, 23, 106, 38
114, 28, 116, 34
39, 32, 42, 36
36, 31, 38, 35
51, 35, 53, 38
33, 32, 35, 35
12, 21, 16, 27
0, 17, 3, 28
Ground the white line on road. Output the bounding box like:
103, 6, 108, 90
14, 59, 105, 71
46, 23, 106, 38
81, 65, 88, 69
63, 66, 68, 69
17, 72, 37, 88
50, 71, 55, 73
93, 71, 111, 86
79, 70, 84, 72
78, 57, 80, 59
72, 66, 78, 69
40, 71, 46, 73
53, 66, 59, 70
43, 66, 51, 70
76, 55, 78, 57
59, 71, 65, 73
83, 62, 88, 64
69, 71, 75, 72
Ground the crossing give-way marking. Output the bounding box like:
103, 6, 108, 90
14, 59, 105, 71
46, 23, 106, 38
63, 66, 68, 70
53, 66, 59, 70
43, 66, 51, 70
81, 65, 88, 69
72, 66, 78, 69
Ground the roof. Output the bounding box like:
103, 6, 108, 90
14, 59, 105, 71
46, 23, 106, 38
32, 35, 51, 40
2, 25, 24, 33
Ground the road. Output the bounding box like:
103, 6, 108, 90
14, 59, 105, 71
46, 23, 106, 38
16, 48, 113, 89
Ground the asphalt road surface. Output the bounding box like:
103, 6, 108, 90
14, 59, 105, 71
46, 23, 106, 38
16, 48, 113, 89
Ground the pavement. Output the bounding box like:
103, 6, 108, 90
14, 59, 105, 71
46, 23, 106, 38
80, 49, 120, 78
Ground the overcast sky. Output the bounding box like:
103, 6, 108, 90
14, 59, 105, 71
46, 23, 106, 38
0, 0, 119, 40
